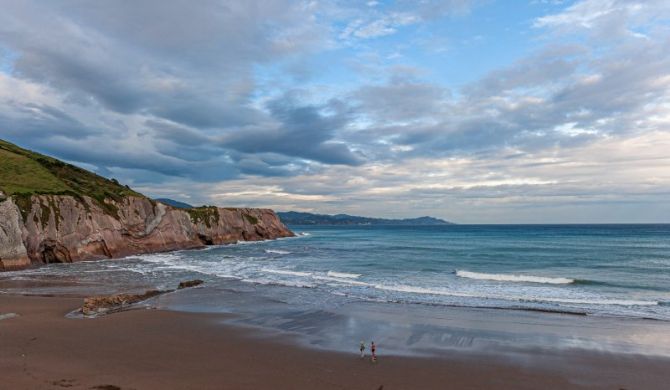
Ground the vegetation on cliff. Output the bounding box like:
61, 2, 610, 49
0, 139, 142, 218
185, 206, 220, 228
158, 200, 260, 226
243, 213, 259, 225
0, 139, 277, 231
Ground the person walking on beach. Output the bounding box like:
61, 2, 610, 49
359, 341, 366, 358
370, 341, 377, 363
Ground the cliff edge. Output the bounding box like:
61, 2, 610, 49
0, 140, 293, 271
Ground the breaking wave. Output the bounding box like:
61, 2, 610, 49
261, 268, 312, 277
265, 249, 291, 255
456, 270, 574, 285
327, 271, 361, 279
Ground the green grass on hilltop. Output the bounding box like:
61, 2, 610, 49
0, 139, 144, 217
0, 148, 71, 195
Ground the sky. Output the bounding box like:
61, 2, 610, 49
0, 0, 669, 223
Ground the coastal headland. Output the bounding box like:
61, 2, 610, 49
0, 139, 293, 271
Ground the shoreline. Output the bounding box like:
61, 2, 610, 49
1, 294, 669, 389
4, 266, 670, 358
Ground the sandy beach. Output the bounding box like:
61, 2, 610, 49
1, 294, 668, 390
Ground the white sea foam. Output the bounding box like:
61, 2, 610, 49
375, 284, 476, 298
265, 249, 291, 255
327, 271, 361, 279
136, 253, 182, 264
235, 239, 271, 245
527, 297, 658, 306
241, 278, 315, 288
313, 276, 371, 286
261, 268, 312, 277
456, 270, 574, 285
372, 283, 657, 306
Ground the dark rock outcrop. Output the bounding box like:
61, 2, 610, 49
80, 279, 207, 316
81, 290, 165, 316
0, 195, 294, 271
178, 279, 204, 289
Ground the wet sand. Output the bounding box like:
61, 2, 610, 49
1, 295, 668, 389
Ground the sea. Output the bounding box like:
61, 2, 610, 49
3, 224, 670, 356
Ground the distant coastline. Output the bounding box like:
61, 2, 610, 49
157, 198, 454, 226
276, 211, 453, 226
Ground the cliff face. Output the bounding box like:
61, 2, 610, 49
0, 194, 294, 271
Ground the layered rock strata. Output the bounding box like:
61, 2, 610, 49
0, 195, 293, 271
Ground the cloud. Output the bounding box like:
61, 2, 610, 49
340, 13, 419, 40
185, 130, 670, 223
351, 16, 670, 160
354, 79, 447, 123
339, 0, 477, 42
534, 0, 670, 39
222, 92, 364, 165
0, 0, 326, 125
0, 0, 668, 222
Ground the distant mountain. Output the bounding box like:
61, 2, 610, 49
277, 211, 454, 225
156, 198, 194, 209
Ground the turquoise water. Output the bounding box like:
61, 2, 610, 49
4, 224, 670, 320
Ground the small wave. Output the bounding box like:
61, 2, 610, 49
235, 239, 271, 245
261, 268, 312, 277
456, 270, 574, 285
313, 276, 371, 286
298, 232, 311, 236
327, 271, 361, 279
375, 284, 475, 298
265, 249, 291, 255
136, 253, 183, 265
241, 278, 315, 288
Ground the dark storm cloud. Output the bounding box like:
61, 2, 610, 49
222, 94, 364, 165
0, 0, 347, 176
145, 120, 210, 147
0, 102, 100, 139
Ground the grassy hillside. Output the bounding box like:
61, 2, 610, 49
0, 139, 143, 215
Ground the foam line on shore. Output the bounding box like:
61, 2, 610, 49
373, 283, 658, 306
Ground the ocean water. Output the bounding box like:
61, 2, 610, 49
4, 224, 670, 321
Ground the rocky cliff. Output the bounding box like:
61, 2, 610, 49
0, 139, 293, 271
0, 194, 293, 271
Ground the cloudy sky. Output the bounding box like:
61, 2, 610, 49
1, 0, 669, 223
